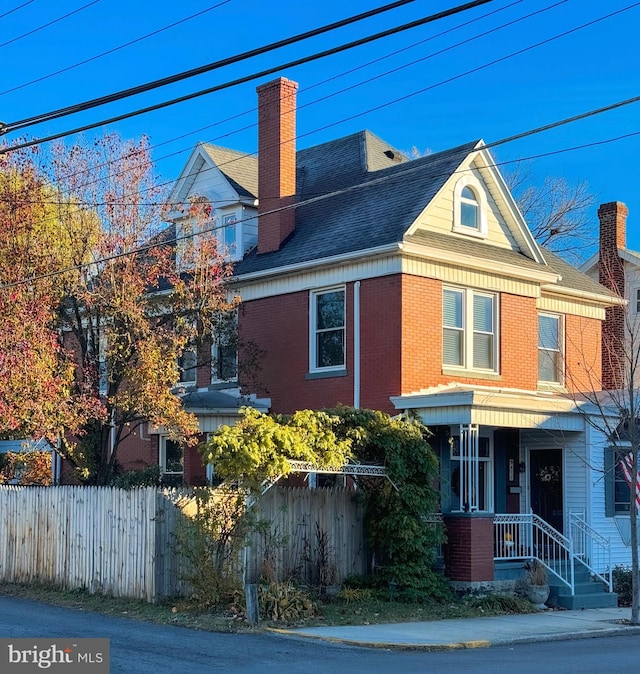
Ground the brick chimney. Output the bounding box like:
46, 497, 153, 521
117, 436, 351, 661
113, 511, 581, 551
256, 77, 298, 254
598, 201, 628, 390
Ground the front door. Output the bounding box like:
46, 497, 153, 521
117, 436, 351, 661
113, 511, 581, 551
529, 448, 563, 533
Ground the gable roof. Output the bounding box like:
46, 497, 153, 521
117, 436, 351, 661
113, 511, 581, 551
235, 135, 478, 276
201, 144, 258, 200
542, 249, 621, 300
581, 247, 640, 276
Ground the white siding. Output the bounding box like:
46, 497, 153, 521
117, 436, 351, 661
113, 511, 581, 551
585, 423, 632, 566
417, 165, 518, 250
520, 430, 587, 528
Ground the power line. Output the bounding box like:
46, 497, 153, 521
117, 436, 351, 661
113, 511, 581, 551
43, 0, 631, 201
0, 0, 232, 98
0, 0, 100, 50
0, 0, 629, 223
0, 0, 573, 206
0, 1, 515, 152
1, 98, 639, 290
4, 0, 635, 162
0, 1, 37, 21
1, 0, 429, 133
0, 0, 524, 190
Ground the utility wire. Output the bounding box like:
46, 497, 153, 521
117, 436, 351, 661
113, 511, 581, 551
0, 1, 37, 21
0, 1, 505, 150
0, 0, 571, 206
3, 0, 635, 159
1, 97, 639, 290
0, 0, 629, 227
0, 0, 232, 98
0, 0, 524, 189
15, 0, 622, 200
0, 0, 99, 50
2, 0, 430, 132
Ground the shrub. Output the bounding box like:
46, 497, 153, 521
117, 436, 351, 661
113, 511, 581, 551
337, 587, 373, 603
613, 565, 632, 607
172, 487, 251, 608
464, 594, 536, 614
258, 581, 317, 623
110, 465, 161, 489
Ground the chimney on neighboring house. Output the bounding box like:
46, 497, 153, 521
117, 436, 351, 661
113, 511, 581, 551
256, 77, 298, 254
598, 201, 628, 390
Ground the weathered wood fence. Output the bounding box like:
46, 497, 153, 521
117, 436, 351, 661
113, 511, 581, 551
0, 485, 365, 601
246, 487, 366, 585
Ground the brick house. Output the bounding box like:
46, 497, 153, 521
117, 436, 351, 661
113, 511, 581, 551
159, 77, 634, 602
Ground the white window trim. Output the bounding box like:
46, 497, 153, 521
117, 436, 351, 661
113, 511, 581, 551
159, 436, 184, 476
309, 286, 346, 373
178, 345, 198, 385
443, 286, 499, 374
450, 435, 494, 513
211, 340, 238, 384
635, 287, 640, 314
537, 312, 565, 385
452, 175, 488, 238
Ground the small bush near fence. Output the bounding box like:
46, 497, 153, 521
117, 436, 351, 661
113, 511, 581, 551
613, 565, 632, 606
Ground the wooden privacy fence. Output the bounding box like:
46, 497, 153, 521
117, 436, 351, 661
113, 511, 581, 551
246, 487, 366, 585
0, 486, 188, 602
0, 485, 365, 601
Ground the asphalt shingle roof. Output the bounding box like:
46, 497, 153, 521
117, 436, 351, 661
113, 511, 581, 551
235, 134, 478, 276
201, 129, 611, 300
201, 144, 259, 200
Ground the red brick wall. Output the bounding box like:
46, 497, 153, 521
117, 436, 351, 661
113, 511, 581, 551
598, 202, 628, 390
443, 514, 494, 582
565, 314, 602, 393
239, 273, 604, 413
239, 277, 403, 414
499, 294, 538, 390
400, 275, 442, 393
257, 78, 298, 254
399, 280, 540, 393
116, 427, 157, 472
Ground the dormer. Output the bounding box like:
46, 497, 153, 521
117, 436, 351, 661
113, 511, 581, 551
165, 143, 259, 263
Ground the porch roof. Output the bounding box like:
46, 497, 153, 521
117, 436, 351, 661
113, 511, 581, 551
391, 383, 584, 431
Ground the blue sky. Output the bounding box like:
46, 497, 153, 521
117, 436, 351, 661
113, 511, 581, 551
1, 0, 638, 257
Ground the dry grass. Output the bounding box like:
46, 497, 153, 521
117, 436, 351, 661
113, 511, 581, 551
0, 581, 535, 632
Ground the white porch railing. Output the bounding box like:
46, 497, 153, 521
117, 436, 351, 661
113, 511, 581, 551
569, 512, 612, 592
494, 513, 575, 593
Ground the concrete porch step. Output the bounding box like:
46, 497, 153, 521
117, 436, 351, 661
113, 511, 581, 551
547, 589, 618, 610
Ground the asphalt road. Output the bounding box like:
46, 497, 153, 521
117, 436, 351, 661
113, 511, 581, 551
2, 595, 640, 673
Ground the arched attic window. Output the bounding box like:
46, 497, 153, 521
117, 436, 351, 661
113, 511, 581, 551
453, 176, 488, 238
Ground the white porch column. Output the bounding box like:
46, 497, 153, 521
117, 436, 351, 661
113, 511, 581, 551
459, 423, 479, 512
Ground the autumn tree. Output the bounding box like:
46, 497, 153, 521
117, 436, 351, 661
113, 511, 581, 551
0, 149, 97, 445
0, 134, 236, 484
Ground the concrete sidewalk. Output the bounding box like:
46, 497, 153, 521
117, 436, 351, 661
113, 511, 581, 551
276, 607, 640, 650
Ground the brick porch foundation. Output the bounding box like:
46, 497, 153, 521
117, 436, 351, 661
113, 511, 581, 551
443, 513, 494, 583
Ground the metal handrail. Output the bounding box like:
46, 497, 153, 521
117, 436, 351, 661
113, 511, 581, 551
569, 512, 612, 592
494, 513, 574, 593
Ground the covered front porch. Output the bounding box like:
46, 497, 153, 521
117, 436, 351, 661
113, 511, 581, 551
392, 384, 616, 606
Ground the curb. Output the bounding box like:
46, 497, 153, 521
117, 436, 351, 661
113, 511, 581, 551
268, 623, 640, 651
267, 628, 492, 651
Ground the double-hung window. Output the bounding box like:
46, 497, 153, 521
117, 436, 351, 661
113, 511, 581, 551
538, 313, 563, 384
310, 287, 346, 372
220, 214, 237, 255
443, 288, 497, 372
178, 346, 197, 385
605, 446, 633, 516
160, 437, 183, 486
